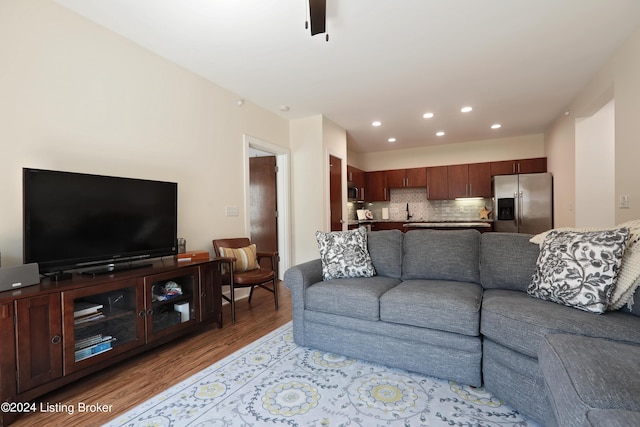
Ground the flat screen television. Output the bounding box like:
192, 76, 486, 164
23, 168, 178, 276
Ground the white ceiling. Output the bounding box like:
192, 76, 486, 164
54, 0, 640, 153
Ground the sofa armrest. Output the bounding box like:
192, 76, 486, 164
283, 259, 323, 346
284, 259, 323, 294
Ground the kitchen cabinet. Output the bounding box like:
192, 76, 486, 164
386, 168, 427, 188
491, 157, 547, 176
366, 171, 388, 201
347, 165, 366, 193
371, 222, 405, 231
448, 162, 492, 199
468, 162, 492, 197
426, 166, 449, 200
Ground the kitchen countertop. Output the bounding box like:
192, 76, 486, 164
348, 219, 493, 227
402, 222, 491, 228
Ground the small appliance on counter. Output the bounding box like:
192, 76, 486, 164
356, 209, 373, 220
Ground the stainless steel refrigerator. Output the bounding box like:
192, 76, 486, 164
492, 172, 553, 234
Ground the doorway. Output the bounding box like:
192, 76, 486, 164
244, 135, 291, 277
249, 155, 278, 265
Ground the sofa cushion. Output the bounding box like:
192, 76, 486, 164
402, 229, 481, 283
481, 289, 640, 358
480, 232, 539, 291
305, 276, 400, 320
538, 334, 640, 427
584, 409, 640, 427
380, 279, 482, 336
315, 227, 376, 280
528, 228, 629, 314
367, 230, 404, 279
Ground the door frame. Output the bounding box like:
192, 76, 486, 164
243, 134, 291, 278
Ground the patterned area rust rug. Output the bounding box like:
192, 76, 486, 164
103, 322, 540, 426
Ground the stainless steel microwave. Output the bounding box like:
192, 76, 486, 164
348, 182, 360, 201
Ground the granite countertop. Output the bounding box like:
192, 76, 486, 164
402, 222, 491, 228
348, 219, 492, 227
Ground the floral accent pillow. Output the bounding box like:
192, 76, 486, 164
315, 227, 376, 280
528, 228, 630, 314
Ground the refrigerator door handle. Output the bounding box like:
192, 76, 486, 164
514, 192, 519, 227
518, 191, 524, 225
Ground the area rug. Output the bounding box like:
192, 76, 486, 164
103, 322, 541, 427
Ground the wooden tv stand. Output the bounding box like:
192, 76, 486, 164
0, 257, 224, 426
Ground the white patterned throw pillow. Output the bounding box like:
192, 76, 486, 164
315, 227, 376, 281
528, 228, 630, 314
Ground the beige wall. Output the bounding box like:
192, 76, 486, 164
0, 0, 290, 266
290, 116, 348, 264
545, 25, 640, 227
349, 134, 544, 171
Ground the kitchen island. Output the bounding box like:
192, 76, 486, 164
348, 220, 493, 232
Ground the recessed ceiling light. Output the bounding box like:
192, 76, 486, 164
461, 106, 473, 113
491, 123, 502, 129
423, 112, 434, 119
372, 121, 382, 127
279, 105, 290, 112
436, 131, 445, 136
388, 138, 396, 143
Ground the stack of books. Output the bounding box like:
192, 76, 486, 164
74, 334, 114, 362
74, 301, 105, 324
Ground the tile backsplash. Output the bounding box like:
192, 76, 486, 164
348, 188, 492, 221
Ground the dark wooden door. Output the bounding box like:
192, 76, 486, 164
330, 155, 343, 231
15, 294, 63, 393
250, 156, 278, 257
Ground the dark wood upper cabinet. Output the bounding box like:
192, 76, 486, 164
405, 168, 427, 187
386, 168, 427, 188
468, 162, 492, 197
365, 171, 388, 201
426, 166, 448, 200
491, 157, 547, 176
347, 165, 366, 190
447, 164, 469, 199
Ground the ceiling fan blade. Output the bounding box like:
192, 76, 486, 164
309, 0, 326, 35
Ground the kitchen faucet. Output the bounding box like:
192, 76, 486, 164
406, 203, 413, 221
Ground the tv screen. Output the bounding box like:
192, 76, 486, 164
23, 168, 178, 274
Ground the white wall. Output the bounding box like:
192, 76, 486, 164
0, 0, 289, 266
575, 99, 615, 227
545, 25, 640, 226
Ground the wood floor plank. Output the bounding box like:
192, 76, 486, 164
10, 283, 291, 427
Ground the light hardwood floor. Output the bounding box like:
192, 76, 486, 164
11, 282, 292, 427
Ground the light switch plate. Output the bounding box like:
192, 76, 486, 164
225, 205, 239, 216
620, 195, 630, 209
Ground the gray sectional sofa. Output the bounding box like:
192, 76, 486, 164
283, 229, 640, 426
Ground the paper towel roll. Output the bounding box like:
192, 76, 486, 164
382, 208, 389, 219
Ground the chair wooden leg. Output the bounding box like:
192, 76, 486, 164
273, 279, 279, 310
229, 283, 236, 323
